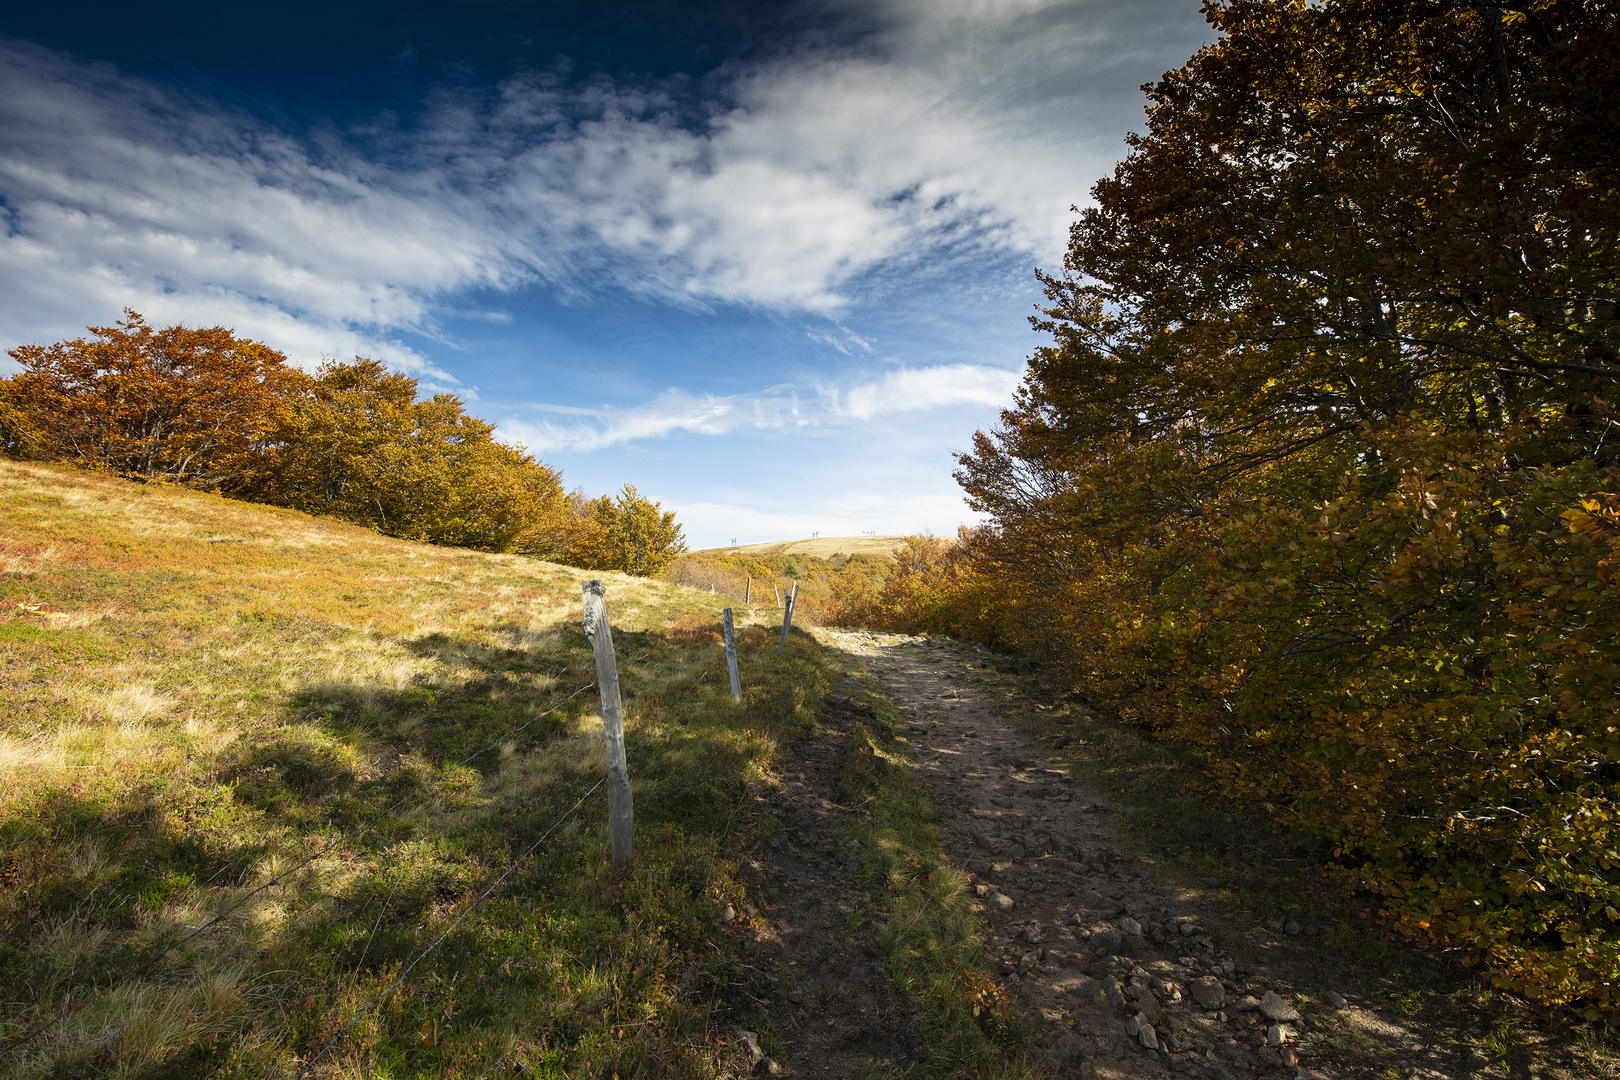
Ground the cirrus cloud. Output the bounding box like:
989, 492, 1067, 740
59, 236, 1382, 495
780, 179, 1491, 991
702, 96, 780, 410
494, 362, 1021, 454
0, 0, 1210, 370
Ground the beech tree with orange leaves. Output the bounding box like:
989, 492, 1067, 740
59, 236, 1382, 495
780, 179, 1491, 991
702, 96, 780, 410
3, 310, 307, 488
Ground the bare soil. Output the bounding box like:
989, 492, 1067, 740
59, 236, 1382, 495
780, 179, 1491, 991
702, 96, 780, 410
716, 690, 930, 1077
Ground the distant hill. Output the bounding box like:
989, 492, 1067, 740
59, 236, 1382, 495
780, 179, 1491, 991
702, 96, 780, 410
700, 534, 948, 560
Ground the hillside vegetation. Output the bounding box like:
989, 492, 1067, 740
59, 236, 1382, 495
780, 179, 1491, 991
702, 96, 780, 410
0, 460, 823, 1078
663, 547, 892, 626
0, 317, 687, 576
839, 0, 1620, 1017
704, 537, 924, 560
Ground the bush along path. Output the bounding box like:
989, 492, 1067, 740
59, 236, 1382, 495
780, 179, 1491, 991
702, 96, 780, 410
806, 627, 1575, 1080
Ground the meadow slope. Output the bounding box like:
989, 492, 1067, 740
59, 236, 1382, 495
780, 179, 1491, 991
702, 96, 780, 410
0, 460, 834, 1078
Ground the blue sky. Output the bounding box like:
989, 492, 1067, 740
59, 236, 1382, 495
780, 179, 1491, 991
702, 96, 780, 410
0, 0, 1212, 548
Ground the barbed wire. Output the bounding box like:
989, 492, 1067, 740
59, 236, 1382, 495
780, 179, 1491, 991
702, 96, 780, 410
7, 609, 749, 1070
290, 630, 736, 1073
288, 634, 732, 1075
293, 776, 606, 1079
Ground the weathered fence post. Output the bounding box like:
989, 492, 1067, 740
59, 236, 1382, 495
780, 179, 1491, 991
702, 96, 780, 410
773, 583, 781, 608
582, 580, 633, 865
745, 576, 752, 605
777, 581, 798, 655
722, 608, 742, 704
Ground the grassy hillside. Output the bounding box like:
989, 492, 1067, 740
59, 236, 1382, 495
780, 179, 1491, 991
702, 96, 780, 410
700, 536, 923, 560
0, 460, 829, 1079
664, 536, 937, 625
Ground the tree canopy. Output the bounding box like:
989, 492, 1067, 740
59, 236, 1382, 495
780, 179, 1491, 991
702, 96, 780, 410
2, 315, 686, 569
253, 358, 565, 552
522, 484, 688, 577
953, 0, 1620, 1012
2, 310, 306, 488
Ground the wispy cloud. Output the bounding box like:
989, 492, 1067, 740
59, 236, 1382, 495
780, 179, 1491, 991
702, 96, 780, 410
834, 363, 1021, 420
0, 1, 1209, 365
495, 363, 1020, 453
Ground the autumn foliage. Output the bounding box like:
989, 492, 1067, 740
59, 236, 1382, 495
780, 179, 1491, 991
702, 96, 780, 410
250, 357, 565, 551
840, 0, 1620, 1012
518, 484, 688, 576
2, 314, 686, 573
829, 532, 1004, 644
2, 311, 305, 488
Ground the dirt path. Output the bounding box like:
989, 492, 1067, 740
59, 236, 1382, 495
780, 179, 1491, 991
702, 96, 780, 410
807, 627, 1453, 1080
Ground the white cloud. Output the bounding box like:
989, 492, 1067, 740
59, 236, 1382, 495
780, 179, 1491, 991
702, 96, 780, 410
494, 362, 1018, 453
670, 490, 986, 550
0, 2, 1210, 363
0, 41, 518, 376
835, 363, 1021, 419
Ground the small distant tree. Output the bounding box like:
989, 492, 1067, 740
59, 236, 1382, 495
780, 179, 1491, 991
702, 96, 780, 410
2, 310, 306, 487
254, 357, 564, 551
601, 484, 687, 576
523, 484, 686, 576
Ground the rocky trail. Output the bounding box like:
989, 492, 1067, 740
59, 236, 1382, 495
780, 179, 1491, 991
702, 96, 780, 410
773, 628, 1508, 1080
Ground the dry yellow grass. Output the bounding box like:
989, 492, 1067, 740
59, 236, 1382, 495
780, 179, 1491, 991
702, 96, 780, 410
0, 458, 822, 1079
698, 534, 946, 559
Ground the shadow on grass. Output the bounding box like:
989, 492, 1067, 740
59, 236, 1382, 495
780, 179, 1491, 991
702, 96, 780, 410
2, 617, 843, 1080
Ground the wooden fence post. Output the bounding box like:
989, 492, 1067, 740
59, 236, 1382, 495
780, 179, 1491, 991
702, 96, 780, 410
722, 608, 742, 703
582, 580, 633, 865
773, 583, 781, 608
777, 581, 798, 655
745, 576, 752, 605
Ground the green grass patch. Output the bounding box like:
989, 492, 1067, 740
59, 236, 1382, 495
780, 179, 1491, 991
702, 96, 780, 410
822, 668, 1039, 1080
0, 460, 829, 1079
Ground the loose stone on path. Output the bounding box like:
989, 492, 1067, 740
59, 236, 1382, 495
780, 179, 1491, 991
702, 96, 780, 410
810, 628, 1377, 1080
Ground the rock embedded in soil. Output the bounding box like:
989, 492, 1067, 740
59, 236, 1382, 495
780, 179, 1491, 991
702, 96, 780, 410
1190, 976, 1226, 1010
736, 1029, 765, 1067
821, 630, 1410, 1080
1260, 990, 1302, 1022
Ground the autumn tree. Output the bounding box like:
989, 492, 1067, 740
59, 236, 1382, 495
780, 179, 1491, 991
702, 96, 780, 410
521, 484, 687, 576
254, 358, 564, 551
829, 531, 1004, 644
2, 310, 307, 487
957, 0, 1620, 1010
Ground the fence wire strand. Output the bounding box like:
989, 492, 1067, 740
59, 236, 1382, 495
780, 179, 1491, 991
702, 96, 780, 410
293, 776, 606, 1079
7, 604, 748, 1071
291, 627, 735, 1073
